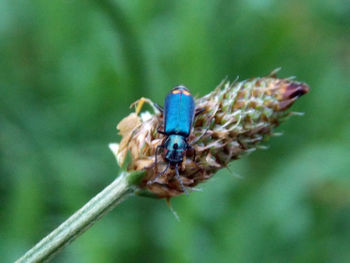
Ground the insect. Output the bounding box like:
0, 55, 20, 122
148, 85, 200, 194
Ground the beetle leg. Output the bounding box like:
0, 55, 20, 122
190, 113, 215, 146
195, 107, 206, 117
154, 103, 164, 113
157, 128, 166, 135
193, 160, 204, 174
189, 127, 210, 146
175, 163, 188, 195
186, 144, 205, 175
148, 162, 170, 185
187, 144, 196, 161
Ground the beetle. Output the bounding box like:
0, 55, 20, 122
148, 85, 199, 193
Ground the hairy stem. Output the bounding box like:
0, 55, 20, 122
15, 170, 145, 263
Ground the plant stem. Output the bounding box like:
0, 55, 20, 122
15, 170, 144, 263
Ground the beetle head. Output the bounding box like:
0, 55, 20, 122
164, 135, 188, 164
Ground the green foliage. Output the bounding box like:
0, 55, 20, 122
1, 0, 349, 262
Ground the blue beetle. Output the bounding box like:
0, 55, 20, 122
148, 85, 198, 193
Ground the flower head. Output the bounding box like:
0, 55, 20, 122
111, 71, 309, 198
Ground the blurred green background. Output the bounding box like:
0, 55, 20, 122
1, 0, 349, 262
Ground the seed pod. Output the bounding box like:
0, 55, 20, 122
111, 72, 309, 198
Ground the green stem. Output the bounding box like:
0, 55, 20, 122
15, 171, 145, 263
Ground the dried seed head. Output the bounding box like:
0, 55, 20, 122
110, 72, 309, 198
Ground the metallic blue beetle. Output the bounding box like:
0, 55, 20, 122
148, 85, 196, 193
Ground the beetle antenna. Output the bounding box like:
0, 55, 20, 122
148, 162, 170, 185
175, 163, 188, 195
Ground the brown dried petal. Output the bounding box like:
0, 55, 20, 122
117, 113, 141, 166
